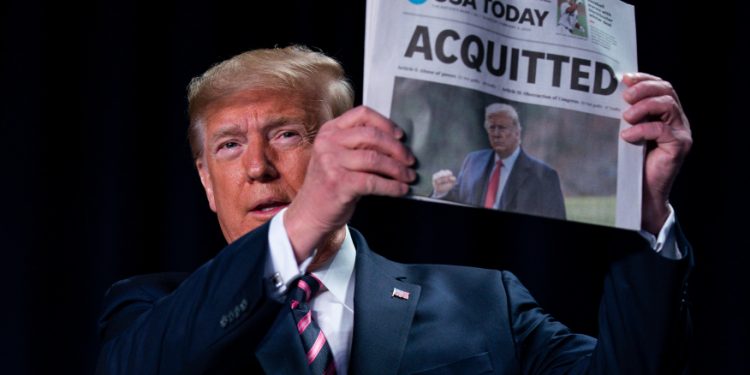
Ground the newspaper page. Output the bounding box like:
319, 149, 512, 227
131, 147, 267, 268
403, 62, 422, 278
363, 0, 641, 230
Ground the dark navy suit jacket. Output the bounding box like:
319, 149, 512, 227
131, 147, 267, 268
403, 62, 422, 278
97, 223, 691, 374
442, 149, 566, 220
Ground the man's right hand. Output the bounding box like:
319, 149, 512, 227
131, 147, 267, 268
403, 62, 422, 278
284, 106, 416, 264
432, 169, 457, 198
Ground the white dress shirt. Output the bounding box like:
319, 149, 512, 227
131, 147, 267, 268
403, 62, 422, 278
266, 209, 356, 374
264, 205, 681, 374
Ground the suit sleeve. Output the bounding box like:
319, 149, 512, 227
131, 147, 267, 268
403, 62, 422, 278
503, 271, 597, 374
540, 168, 566, 220
586, 225, 692, 374
507, 225, 692, 374
439, 153, 473, 203
96, 222, 284, 374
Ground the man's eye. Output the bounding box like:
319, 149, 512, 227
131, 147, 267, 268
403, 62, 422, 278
280, 131, 298, 138
221, 141, 239, 149
270, 128, 306, 147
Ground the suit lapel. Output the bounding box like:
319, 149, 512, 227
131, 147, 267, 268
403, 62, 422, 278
255, 307, 311, 375
500, 149, 530, 210
348, 231, 421, 375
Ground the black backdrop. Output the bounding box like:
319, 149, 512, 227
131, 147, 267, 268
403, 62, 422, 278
2, 1, 748, 374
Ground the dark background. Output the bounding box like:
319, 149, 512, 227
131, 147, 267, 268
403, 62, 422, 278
2, 1, 747, 374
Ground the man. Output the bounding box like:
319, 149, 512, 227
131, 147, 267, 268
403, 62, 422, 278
97, 46, 693, 374
431, 103, 567, 220
559, 0, 586, 34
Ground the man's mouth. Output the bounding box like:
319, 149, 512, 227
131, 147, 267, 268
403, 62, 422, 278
250, 200, 290, 214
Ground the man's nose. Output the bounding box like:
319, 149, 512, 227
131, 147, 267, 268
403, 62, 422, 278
243, 140, 279, 182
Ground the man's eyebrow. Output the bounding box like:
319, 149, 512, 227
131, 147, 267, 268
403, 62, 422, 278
210, 124, 245, 143
209, 116, 309, 142
263, 116, 307, 129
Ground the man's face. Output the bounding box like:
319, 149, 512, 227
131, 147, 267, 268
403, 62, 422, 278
485, 112, 520, 159
196, 90, 317, 243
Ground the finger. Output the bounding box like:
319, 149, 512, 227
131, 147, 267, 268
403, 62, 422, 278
334, 125, 415, 165
434, 177, 450, 187
620, 121, 668, 144
328, 105, 404, 139
339, 148, 416, 183
437, 174, 456, 183
622, 95, 682, 126
623, 78, 679, 105
432, 170, 453, 182
622, 72, 662, 87
347, 171, 410, 197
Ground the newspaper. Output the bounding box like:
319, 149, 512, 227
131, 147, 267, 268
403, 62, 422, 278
363, 0, 642, 230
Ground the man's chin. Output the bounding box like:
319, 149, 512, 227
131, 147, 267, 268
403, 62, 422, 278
221, 205, 289, 243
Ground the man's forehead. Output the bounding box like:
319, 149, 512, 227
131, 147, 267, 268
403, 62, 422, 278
486, 112, 514, 124
204, 90, 314, 126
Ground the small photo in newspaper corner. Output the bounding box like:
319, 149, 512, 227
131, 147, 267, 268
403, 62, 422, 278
391, 77, 619, 227
557, 0, 589, 38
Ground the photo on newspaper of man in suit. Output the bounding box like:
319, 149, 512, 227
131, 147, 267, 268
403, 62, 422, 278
390, 77, 619, 227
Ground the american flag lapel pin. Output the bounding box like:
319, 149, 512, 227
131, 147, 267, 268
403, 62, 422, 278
392, 288, 410, 300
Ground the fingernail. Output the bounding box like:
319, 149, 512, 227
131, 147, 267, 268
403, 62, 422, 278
395, 127, 404, 139
411, 172, 420, 185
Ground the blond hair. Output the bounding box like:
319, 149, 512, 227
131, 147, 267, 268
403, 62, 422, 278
187, 45, 354, 159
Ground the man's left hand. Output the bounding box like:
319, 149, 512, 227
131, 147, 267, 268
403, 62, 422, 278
621, 73, 692, 235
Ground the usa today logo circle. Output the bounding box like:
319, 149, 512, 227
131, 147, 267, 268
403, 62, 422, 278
409, 0, 427, 4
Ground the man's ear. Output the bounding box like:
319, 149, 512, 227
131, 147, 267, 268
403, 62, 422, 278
196, 158, 217, 213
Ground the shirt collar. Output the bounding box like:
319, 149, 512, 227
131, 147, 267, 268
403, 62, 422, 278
311, 226, 356, 309
495, 146, 521, 169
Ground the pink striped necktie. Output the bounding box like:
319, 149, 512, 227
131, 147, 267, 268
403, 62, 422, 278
288, 273, 337, 375
484, 159, 504, 208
